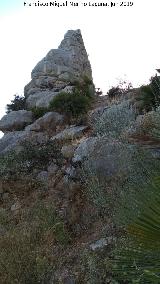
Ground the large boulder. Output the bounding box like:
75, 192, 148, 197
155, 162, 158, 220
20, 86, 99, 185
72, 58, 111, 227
25, 112, 64, 133
26, 90, 58, 108
0, 110, 33, 132
0, 130, 49, 154
72, 137, 98, 163
73, 136, 134, 179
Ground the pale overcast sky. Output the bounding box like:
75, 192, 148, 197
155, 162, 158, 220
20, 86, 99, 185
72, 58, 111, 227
0, 0, 160, 121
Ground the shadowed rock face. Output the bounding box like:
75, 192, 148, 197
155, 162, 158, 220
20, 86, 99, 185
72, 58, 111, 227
0, 110, 33, 132
24, 29, 92, 100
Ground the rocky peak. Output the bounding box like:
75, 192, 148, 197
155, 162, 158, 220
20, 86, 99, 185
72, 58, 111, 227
23, 29, 93, 108
59, 29, 84, 51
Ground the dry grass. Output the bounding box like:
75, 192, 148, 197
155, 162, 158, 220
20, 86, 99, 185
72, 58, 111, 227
0, 201, 70, 284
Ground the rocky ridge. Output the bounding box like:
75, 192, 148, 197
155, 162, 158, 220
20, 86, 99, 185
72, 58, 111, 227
0, 29, 160, 283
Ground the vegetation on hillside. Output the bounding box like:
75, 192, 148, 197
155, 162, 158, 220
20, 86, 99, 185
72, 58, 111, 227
2, 74, 160, 283
49, 77, 94, 119
136, 75, 160, 113
0, 201, 70, 284
6, 94, 26, 113
107, 80, 133, 99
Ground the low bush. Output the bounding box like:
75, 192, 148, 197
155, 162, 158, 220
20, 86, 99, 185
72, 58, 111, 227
73, 75, 95, 98
93, 101, 136, 139
136, 75, 160, 113
49, 90, 92, 119
6, 94, 26, 113
107, 80, 133, 99
49, 76, 94, 119
107, 86, 123, 99
31, 106, 49, 119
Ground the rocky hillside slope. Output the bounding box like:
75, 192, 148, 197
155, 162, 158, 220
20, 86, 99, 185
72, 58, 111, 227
0, 30, 160, 284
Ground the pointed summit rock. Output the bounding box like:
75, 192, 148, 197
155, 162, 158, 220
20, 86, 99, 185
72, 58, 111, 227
24, 29, 93, 105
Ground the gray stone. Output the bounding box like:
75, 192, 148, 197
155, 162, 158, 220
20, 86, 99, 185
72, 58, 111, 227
11, 201, 21, 211
61, 85, 74, 94
89, 237, 116, 251
89, 238, 108, 251
24, 75, 62, 98
72, 137, 98, 163
25, 112, 64, 132
0, 130, 49, 154
26, 90, 59, 108
0, 110, 33, 132
84, 139, 130, 179
51, 125, 88, 142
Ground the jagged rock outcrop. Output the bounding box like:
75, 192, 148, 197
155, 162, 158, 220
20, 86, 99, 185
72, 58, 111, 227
0, 111, 65, 153
24, 29, 93, 108
0, 110, 33, 132
0, 29, 93, 153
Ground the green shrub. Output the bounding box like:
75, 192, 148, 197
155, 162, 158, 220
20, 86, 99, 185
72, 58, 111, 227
136, 75, 160, 113
31, 106, 48, 119
107, 86, 123, 99
73, 76, 95, 98
49, 90, 92, 119
6, 94, 26, 113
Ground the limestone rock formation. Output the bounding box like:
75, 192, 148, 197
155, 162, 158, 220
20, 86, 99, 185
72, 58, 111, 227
0, 29, 93, 154
26, 90, 59, 108
0, 131, 27, 153
0, 110, 33, 132
24, 29, 93, 108
0, 130, 49, 154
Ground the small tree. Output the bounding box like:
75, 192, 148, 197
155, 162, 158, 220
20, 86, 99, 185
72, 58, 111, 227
136, 75, 160, 113
6, 94, 26, 113
107, 80, 133, 99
